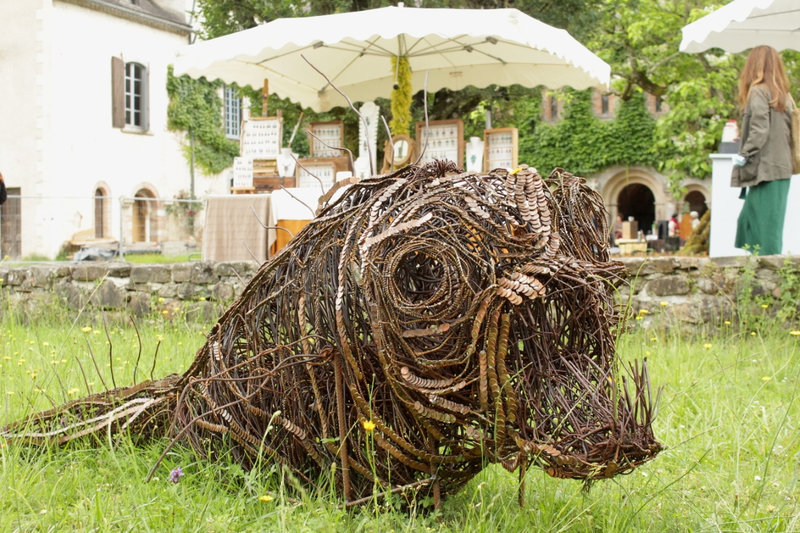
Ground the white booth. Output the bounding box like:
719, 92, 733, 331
709, 153, 800, 258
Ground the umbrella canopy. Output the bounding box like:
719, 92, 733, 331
173, 5, 610, 112
680, 0, 800, 53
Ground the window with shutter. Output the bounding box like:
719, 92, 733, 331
111, 57, 125, 128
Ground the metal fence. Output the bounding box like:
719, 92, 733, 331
0, 194, 205, 261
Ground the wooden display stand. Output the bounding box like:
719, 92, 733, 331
415, 119, 464, 167
251, 159, 296, 192
483, 127, 518, 171
308, 121, 345, 158
622, 220, 638, 240
233, 116, 285, 193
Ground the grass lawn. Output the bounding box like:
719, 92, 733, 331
1, 307, 799, 532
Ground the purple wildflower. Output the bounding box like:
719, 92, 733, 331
169, 466, 184, 483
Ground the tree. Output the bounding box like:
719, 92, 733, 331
585, 0, 799, 189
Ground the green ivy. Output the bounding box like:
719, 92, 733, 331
517, 88, 657, 177
166, 67, 240, 175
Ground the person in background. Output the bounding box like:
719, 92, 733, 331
731, 45, 795, 255
690, 211, 700, 231
668, 213, 679, 237
0, 171, 6, 205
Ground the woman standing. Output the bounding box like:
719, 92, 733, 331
731, 45, 795, 256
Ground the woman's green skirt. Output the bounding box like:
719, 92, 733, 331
735, 178, 791, 255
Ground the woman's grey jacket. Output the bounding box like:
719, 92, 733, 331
730, 84, 794, 188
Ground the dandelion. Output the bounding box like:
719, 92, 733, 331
751, 331, 757, 336
761, 376, 771, 382
81, 326, 92, 333
703, 343, 712, 349
158, 297, 165, 303
724, 320, 731, 325
789, 330, 800, 337
659, 301, 669, 307
761, 303, 769, 309
638, 309, 649, 315
635, 315, 643, 321
169, 466, 184, 483
162, 310, 169, 315
362, 420, 376, 432
259, 495, 273, 502
198, 296, 206, 301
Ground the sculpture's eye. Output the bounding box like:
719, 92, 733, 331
393, 247, 445, 306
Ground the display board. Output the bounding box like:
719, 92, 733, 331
308, 121, 345, 158
483, 127, 518, 171
232, 157, 254, 189
415, 119, 464, 167
296, 156, 352, 189
240, 116, 283, 158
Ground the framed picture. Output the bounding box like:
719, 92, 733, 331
240, 116, 283, 158
308, 121, 345, 158
415, 119, 464, 167
483, 127, 518, 171
381, 134, 415, 173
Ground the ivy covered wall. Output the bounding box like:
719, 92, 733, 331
517, 89, 658, 179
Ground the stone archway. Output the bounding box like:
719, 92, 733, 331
93, 183, 111, 239
132, 187, 158, 243
600, 169, 670, 237
683, 187, 709, 217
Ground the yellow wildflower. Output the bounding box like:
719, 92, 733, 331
81, 326, 92, 333
362, 420, 376, 432
259, 495, 273, 502
789, 331, 800, 337
703, 343, 712, 349
761, 376, 771, 382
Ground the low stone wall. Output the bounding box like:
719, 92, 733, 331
1, 256, 798, 325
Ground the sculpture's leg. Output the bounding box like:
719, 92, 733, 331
518, 454, 527, 508
334, 357, 351, 504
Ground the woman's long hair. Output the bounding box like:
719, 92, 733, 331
738, 45, 791, 112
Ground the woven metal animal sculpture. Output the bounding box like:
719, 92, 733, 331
3, 162, 661, 506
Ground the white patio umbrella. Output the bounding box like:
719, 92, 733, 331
173, 5, 609, 112
680, 0, 800, 53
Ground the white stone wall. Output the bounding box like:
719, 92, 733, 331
0, 1, 228, 259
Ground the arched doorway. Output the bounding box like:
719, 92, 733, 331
617, 183, 656, 236
132, 188, 157, 243
684, 190, 708, 217
94, 185, 110, 239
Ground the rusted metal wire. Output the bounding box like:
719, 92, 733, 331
3, 162, 661, 503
